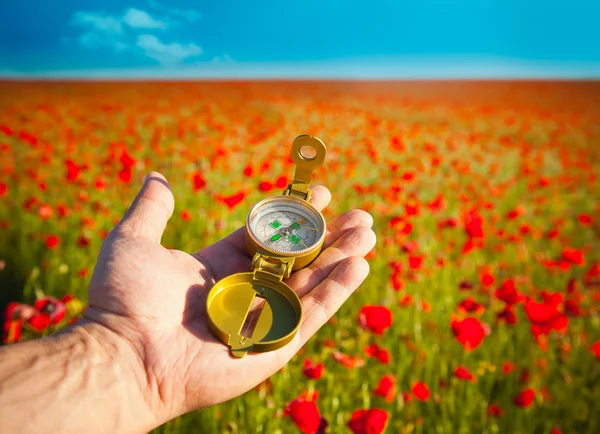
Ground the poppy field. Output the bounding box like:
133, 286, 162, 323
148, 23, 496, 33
1, 80, 599, 433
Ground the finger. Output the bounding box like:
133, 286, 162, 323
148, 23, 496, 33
206, 184, 332, 253
275, 257, 369, 360
118, 172, 174, 244
299, 256, 369, 342
322, 209, 373, 249
286, 226, 376, 298
307, 184, 332, 212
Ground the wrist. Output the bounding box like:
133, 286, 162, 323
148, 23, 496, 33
72, 319, 167, 432
0, 318, 166, 434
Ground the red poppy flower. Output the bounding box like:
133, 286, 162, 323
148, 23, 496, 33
221, 192, 245, 209
375, 348, 390, 364
464, 210, 484, 238
411, 381, 430, 401
427, 194, 446, 212
28, 313, 50, 332
303, 359, 324, 380
459, 280, 474, 291
451, 317, 485, 350
590, 339, 600, 360
347, 409, 388, 434
284, 394, 321, 434
57, 204, 69, 217
258, 181, 273, 192
408, 255, 423, 270
39, 204, 53, 219
402, 171, 415, 181
578, 214, 592, 225
585, 263, 600, 285
494, 279, 524, 305
34, 297, 66, 325
243, 164, 253, 177
439, 217, 458, 229
118, 167, 132, 183
364, 344, 391, 364
275, 175, 288, 188
458, 297, 484, 315
401, 240, 419, 254
506, 206, 525, 220
5, 302, 35, 321
374, 375, 396, 402
332, 351, 364, 369
524, 294, 568, 338
497, 305, 517, 325
487, 403, 504, 417
65, 159, 80, 182
192, 172, 206, 191
389, 216, 403, 228
0, 124, 13, 136
45, 235, 60, 249
514, 388, 535, 408
399, 294, 412, 307
77, 235, 90, 247
454, 365, 475, 381
502, 361, 518, 374
119, 149, 135, 168
462, 238, 484, 254
2, 319, 23, 344
94, 177, 106, 190
480, 271, 495, 286
358, 305, 393, 335
405, 201, 419, 216
562, 247, 584, 266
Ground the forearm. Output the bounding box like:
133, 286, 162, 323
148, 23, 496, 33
0, 320, 160, 434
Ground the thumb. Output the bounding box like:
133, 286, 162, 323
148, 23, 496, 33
119, 172, 175, 244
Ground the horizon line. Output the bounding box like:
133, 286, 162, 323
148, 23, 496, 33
2, 56, 600, 80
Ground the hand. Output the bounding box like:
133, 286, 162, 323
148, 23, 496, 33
83, 172, 376, 427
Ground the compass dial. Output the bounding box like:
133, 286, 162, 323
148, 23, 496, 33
248, 197, 326, 255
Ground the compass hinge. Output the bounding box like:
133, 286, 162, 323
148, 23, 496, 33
283, 183, 312, 201
251, 254, 293, 281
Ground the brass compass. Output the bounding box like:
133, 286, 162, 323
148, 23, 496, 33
206, 135, 327, 357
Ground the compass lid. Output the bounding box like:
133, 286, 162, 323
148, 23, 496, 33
206, 271, 302, 358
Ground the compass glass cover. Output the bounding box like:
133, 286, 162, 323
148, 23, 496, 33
248, 198, 325, 254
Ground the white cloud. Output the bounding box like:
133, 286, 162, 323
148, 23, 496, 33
136, 34, 202, 66
71, 11, 125, 50
148, 0, 201, 22
69, 6, 204, 65
123, 8, 168, 29
71, 11, 123, 34
211, 54, 235, 64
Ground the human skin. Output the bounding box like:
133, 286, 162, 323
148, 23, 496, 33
0, 172, 376, 433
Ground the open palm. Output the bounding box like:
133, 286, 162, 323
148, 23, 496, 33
84, 172, 376, 423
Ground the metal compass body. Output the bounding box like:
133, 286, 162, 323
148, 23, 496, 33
248, 196, 325, 255
206, 134, 327, 358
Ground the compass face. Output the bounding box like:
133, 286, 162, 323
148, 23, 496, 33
248, 197, 325, 255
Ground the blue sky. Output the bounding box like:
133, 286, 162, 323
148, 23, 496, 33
1, 0, 599, 78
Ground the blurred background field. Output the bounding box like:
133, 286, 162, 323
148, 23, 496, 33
0, 80, 599, 433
